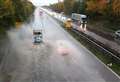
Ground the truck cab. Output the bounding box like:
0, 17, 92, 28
33, 29, 43, 43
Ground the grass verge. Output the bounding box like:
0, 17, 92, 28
0, 27, 6, 38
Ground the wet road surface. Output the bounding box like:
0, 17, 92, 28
0, 7, 120, 82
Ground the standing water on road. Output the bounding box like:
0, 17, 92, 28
0, 7, 120, 82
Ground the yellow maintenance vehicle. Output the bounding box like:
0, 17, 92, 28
64, 18, 72, 29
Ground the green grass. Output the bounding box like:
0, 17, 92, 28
0, 27, 6, 36
88, 20, 120, 33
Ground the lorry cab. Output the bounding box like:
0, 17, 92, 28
33, 29, 43, 43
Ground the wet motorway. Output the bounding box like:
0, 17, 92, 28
0, 7, 120, 82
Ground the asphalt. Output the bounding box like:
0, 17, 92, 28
0, 7, 120, 82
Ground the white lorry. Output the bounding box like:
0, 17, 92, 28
71, 13, 87, 31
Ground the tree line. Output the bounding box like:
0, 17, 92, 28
49, 0, 120, 21
0, 0, 35, 28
